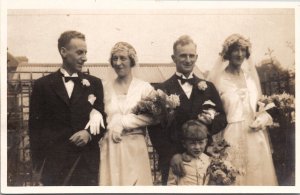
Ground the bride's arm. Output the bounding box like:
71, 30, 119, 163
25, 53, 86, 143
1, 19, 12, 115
121, 81, 157, 129
121, 113, 154, 130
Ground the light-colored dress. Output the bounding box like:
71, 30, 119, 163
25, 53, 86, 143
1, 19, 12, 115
99, 77, 154, 186
167, 153, 211, 185
216, 70, 277, 185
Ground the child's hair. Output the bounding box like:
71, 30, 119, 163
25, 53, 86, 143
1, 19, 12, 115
182, 120, 208, 140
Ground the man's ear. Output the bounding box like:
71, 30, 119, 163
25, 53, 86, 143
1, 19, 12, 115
171, 54, 176, 63
60, 47, 68, 58
182, 140, 186, 149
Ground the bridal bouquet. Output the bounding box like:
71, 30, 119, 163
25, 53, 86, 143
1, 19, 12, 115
206, 139, 241, 185
132, 89, 180, 127
254, 93, 295, 128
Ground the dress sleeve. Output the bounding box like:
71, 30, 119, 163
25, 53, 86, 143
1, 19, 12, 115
142, 81, 155, 97
121, 113, 154, 130
121, 82, 155, 129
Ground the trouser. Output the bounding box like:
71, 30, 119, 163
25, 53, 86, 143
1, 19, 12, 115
160, 164, 170, 185
41, 155, 98, 186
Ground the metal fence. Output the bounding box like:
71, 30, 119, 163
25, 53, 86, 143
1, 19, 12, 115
7, 71, 161, 186
7, 69, 295, 186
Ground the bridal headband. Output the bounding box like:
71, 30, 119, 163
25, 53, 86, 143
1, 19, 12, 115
219, 34, 252, 61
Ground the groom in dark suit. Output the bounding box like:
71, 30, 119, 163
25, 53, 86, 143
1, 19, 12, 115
29, 31, 105, 186
148, 35, 227, 185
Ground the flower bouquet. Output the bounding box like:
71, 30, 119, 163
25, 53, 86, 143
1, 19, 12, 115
206, 158, 240, 185
256, 93, 295, 128
206, 139, 241, 185
132, 89, 180, 127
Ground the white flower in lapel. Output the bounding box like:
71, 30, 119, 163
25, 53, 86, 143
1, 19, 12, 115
88, 94, 97, 105
197, 81, 208, 91
82, 79, 90, 87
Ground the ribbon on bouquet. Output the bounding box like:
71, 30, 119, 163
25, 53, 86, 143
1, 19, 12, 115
250, 101, 276, 130
256, 101, 276, 117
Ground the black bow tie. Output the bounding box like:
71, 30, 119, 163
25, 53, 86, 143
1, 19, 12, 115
64, 76, 80, 83
176, 75, 195, 85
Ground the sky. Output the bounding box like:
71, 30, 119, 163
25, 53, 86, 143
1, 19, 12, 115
7, 8, 295, 72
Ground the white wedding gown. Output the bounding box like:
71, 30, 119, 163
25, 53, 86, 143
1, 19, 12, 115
215, 70, 278, 185
99, 78, 154, 186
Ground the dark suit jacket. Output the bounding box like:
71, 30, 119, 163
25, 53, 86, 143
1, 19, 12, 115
148, 74, 227, 166
29, 70, 106, 184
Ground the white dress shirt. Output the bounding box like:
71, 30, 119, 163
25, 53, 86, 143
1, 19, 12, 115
176, 72, 194, 99
60, 68, 78, 98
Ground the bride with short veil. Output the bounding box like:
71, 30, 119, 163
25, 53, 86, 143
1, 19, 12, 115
208, 34, 278, 185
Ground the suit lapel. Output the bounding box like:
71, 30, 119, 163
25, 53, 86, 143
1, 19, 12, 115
190, 76, 207, 114
70, 72, 87, 105
190, 75, 201, 101
168, 74, 189, 102
50, 70, 70, 106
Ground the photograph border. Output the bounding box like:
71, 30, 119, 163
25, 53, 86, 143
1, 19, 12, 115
1, 0, 299, 194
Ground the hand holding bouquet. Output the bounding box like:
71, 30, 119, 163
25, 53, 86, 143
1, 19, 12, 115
250, 93, 295, 130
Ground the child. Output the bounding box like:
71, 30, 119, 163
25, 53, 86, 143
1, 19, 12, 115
167, 120, 211, 185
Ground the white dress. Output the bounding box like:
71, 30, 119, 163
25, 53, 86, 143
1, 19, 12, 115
99, 78, 154, 186
216, 71, 278, 185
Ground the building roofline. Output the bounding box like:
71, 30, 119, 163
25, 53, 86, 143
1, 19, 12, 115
19, 62, 176, 67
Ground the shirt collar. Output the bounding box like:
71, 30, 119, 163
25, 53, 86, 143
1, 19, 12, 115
60, 68, 78, 77
176, 72, 194, 79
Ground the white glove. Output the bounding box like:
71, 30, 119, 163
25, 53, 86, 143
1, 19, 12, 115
85, 109, 105, 135
250, 111, 273, 131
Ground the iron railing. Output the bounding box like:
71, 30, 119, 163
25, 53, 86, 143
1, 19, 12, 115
7, 71, 161, 186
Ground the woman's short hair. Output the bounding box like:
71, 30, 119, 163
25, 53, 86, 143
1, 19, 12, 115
220, 34, 251, 61
109, 42, 138, 67
57, 30, 85, 51
182, 120, 208, 140
173, 35, 197, 54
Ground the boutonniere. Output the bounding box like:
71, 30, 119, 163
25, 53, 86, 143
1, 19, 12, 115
88, 94, 97, 105
197, 81, 208, 91
82, 79, 91, 87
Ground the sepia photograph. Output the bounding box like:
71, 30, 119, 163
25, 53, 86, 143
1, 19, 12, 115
1, 0, 299, 193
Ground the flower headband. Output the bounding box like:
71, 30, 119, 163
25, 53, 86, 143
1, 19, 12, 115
219, 34, 252, 60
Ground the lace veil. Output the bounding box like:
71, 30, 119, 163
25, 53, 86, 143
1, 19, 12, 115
207, 34, 262, 111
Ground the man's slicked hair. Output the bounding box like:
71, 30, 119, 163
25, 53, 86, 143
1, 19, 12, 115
57, 30, 85, 51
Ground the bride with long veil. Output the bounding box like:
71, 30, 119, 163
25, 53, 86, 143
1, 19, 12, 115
208, 34, 278, 185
